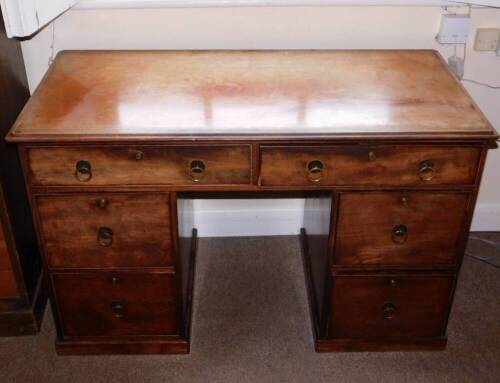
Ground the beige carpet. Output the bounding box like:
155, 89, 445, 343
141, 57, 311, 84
1, 234, 499, 383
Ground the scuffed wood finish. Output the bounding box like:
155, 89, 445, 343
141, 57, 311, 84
6, 51, 497, 143
53, 271, 178, 337
260, 145, 481, 187
0, 270, 18, 298
36, 193, 174, 268
335, 192, 470, 267
27, 145, 251, 186
329, 274, 454, 339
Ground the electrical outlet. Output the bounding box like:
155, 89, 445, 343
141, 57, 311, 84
474, 28, 500, 51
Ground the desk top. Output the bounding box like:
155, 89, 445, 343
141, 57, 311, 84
7, 50, 497, 143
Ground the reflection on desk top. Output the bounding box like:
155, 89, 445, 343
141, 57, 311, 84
7, 50, 498, 143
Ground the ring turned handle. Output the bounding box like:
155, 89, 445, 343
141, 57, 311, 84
382, 303, 396, 319
418, 159, 435, 181
98, 226, 113, 247
189, 160, 206, 182
75, 160, 92, 182
307, 160, 324, 183
392, 224, 408, 244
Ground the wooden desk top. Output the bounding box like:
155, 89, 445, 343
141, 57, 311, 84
7, 50, 498, 143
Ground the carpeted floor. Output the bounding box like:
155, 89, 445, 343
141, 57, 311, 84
1, 233, 499, 383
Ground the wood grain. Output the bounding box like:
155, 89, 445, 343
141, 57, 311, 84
0, 270, 18, 298
329, 274, 454, 339
334, 192, 469, 267
6, 51, 497, 143
36, 193, 174, 269
260, 145, 481, 187
53, 271, 178, 337
27, 145, 251, 186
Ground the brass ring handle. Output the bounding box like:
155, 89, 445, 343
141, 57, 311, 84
418, 159, 435, 181
75, 160, 92, 182
392, 224, 408, 244
307, 160, 324, 183
189, 160, 206, 182
98, 226, 113, 247
111, 300, 124, 318
134, 151, 144, 161
382, 303, 396, 319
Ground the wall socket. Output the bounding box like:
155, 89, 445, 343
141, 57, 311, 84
474, 28, 500, 51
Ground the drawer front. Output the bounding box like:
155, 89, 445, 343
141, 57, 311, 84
0, 270, 18, 299
260, 145, 480, 186
27, 145, 251, 186
36, 193, 174, 268
335, 192, 469, 267
329, 274, 454, 339
53, 272, 178, 337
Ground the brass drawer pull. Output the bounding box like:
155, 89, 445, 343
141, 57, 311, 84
418, 159, 435, 181
189, 159, 206, 182
97, 226, 114, 247
382, 303, 396, 319
307, 160, 324, 183
75, 160, 92, 182
392, 224, 408, 244
97, 198, 108, 209
111, 300, 124, 318
134, 151, 144, 161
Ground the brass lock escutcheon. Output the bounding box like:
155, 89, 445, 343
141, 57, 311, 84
418, 159, 435, 181
189, 159, 206, 182
98, 226, 114, 247
307, 160, 324, 183
75, 160, 92, 182
382, 303, 396, 319
392, 224, 408, 244
111, 300, 125, 318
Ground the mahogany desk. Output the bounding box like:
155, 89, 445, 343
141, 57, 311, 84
7, 50, 498, 354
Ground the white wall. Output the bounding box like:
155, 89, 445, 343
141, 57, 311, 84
20, 5, 500, 235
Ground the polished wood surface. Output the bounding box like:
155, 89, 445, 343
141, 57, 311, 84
53, 271, 178, 337
329, 274, 454, 339
36, 193, 174, 268
27, 145, 251, 186
335, 192, 470, 267
9, 50, 497, 353
260, 145, 481, 187
7, 51, 497, 143
0, 270, 18, 298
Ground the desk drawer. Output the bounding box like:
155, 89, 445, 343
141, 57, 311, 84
53, 271, 178, 337
334, 192, 469, 267
329, 274, 454, 339
27, 145, 251, 186
36, 193, 174, 268
260, 145, 480, 187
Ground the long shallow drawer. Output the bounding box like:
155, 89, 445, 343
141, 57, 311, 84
329, 274, 454, 339
27, 145, 251, 186
260, 145, 481, 187
0, 270, 18, 299
334, 192, 469, 267
36, 193, 174, 268
53, 271, 178, 337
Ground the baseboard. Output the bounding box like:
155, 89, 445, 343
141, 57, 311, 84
187, 201, 500, 237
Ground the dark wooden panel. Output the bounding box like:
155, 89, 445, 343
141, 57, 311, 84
0, 270, 18, 298
36, 193, 174, 268
0, 222, 11, 270
27, 145, 251, 186
53, 271, 179, 337
260, 145, 481, 187
329, 274, 454, 339
335, 192, 469, 267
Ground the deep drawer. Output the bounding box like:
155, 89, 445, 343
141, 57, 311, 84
329, 274, 454, 339
36, 193, 174, 268
260, 145, 480, 187
27, 145, 252, 186
334, 192, 469, 267
53, 271, 179, 337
